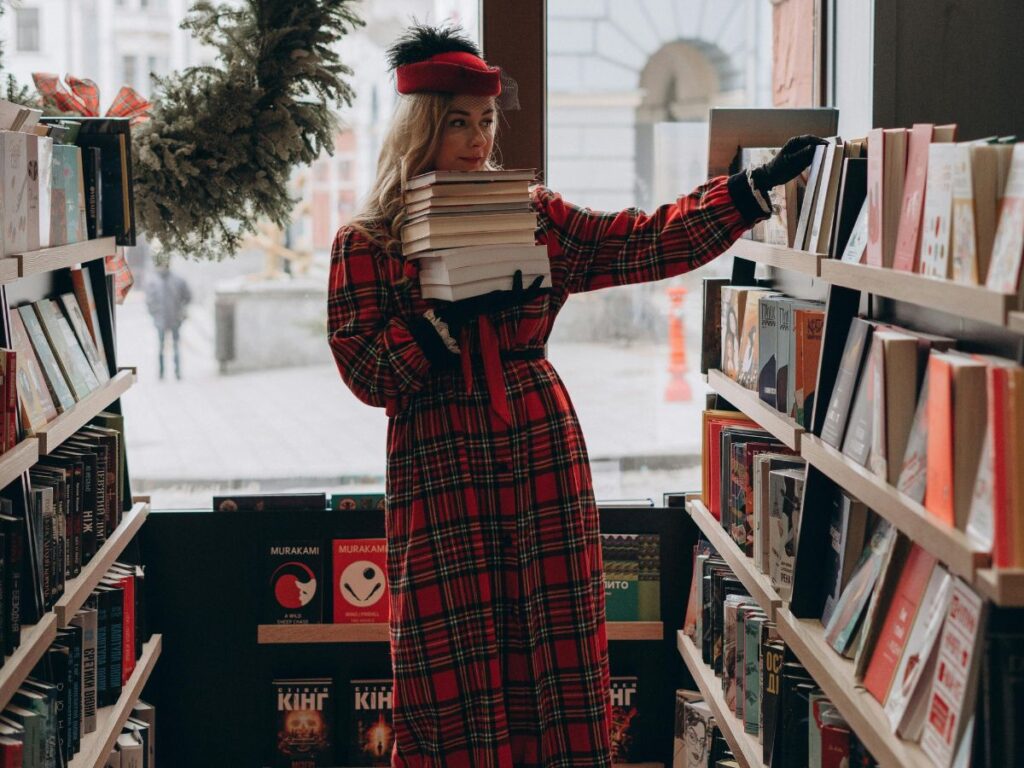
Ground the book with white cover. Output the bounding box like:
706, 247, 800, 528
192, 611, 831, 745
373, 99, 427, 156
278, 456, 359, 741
421, 273, 550, 302
401, 211, 537, 243
28, 134, 53, 250
408, 243, 548, 267
0, 130, 29, 256
402, 228, 536, 256
984, 143, 1024, 294
918, 144, 957, 279
419, 258, 551, 286
406, 168, 536, 190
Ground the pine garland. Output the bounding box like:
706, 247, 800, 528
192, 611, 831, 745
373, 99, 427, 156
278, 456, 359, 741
133, 0, 364, 260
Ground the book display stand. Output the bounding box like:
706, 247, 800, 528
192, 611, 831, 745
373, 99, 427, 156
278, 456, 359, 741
0, 239, 156, 768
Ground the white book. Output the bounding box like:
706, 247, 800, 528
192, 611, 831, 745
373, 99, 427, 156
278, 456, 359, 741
408, 243, 548, 267
0, 130, 29, 256
419, 258, 551, 286
984, 143, 1024, 294
918, 144, 957, 279
950, 144, 979, 284
27, 134, 53, 251
840, 199, 869, 263
421, 273, 550, 302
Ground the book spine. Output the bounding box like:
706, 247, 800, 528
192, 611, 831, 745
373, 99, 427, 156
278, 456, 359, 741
5, 518, 22, 653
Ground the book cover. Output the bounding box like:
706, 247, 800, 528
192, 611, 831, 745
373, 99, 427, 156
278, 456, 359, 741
33, 299, 99, 401
821, 318, 873, 449
701, 278, 730, 374
69, 608, 98, 734
866, 128, 908, 268
820, 493, 870, 628
684, 541, 715, 639
49, 144, 85, 246
330, 492, 386, 511
272, 678, 335, 767
823, 519, 897, 655
69, 268, 109, 370
421, 271, 549, 300
863, 545, 939, 703
774, 669, 814, 767
17, 304, 76, 412
8, 309, 57, 434
883, 565, 952, 733
970, 144, 1011, 285
701, 411, 757, 518
809, 138, 844, 253
742, 612, 765, 735
351, 679, 393, 766
892, 124, 936, 272
636, 533, 660, 622
950, 145, 980, 284
920, 579, 987, 768
918, 144, 958, 279
719, 287, 759, 381
841, 333, 881, 467
757, 296, 779, 407
682, 699, 715, 768
603, 533, 639, 621
897, 370, 931, 504
830, 157, 868, 258
672, 689, 703, 768
212, 493, 326, 513
761, 640, 785, 764
794, 144, 827, 250
981, 631, 1024, 766
332, 539, 388, 624
0, 131, 29, 256
609, 677, 640, 763
738, 292, 777, 390
793, 307, 825, 431
263, 540, 322, 625
984, 143, 1024, 294
712, 575, 747, 676
775, 298, 794, 414
59, 294, 110, 384
723, 596, 754, 712
754, 454, 804, 575
768, 468, 804, 600
840, 199, 869, 263
870, 331, 921, 484
28, 134, 53, 251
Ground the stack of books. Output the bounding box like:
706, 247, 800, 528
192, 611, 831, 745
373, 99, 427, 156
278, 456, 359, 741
401, 169, 550, 301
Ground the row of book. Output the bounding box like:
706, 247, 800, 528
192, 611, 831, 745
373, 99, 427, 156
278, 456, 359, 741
680, 545, 876, 767
400, 169, 550, 301
0, 559, 147, 768
739, 125, 1024, 295
822, 315, 1024, 565
211, 491, 385, 514
270, 675, 642, 767
672, 692, 740, 768
103, 700, 155, 768
8, 269, 113, 441
263, 532, 661, 626
0, 415, 127, 653
0, 100, 134, 256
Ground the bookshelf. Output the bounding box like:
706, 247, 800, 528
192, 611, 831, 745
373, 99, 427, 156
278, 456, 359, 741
54, 501, 151, 625
676, 631, 765, 768
686, 499, 781, 620
0, 438, 40, 490
706, 369, 803, 451
1008, 311, 1024, 335
11, 237, 117, 281
0, 614, 59, 711
730, 238, 823, 277
67, 634, 163, 768
0, 258, 17, 285
35, 369, 136, 454
801, 436, 988, 585
256, 620, 665, 644
973, 567, 1024, 607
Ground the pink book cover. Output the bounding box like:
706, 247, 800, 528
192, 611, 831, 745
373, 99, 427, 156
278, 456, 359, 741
865, 128, 886, 267
892, 124, 934, 272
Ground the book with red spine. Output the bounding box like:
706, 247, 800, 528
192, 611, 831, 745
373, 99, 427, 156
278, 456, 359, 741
892, 124, 936, 272
332, 539, 388, 623
103, 567, 136, 685
4, 350, 15, 451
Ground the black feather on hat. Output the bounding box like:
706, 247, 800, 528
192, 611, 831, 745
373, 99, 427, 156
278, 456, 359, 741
386, 23, 481, 71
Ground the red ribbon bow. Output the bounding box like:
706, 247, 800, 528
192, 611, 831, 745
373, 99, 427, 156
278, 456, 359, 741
32, 73, 152, 125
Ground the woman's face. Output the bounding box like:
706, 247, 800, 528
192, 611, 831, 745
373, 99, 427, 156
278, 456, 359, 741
433, 95, 496, 172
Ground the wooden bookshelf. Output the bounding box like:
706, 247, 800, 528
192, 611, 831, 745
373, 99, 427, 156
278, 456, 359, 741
0, 438, 39, 490
54, 502, 151, 625
974, 568, 1024, 607
801, 435, 989, 585
35, 369, 135, 455
820, 259, 1017, 327
68, 634, 162, 768
0, 257, 18, 285
706, 369, 803, 451
1007, 311, 1024, 335
729, 238, 823, 277
773, 612, 932, 768
13, 237, 117, 280
677, 631, 765, 768
685, 499, 782, 621
0, 614, 59, 710
257, 621, 664, 644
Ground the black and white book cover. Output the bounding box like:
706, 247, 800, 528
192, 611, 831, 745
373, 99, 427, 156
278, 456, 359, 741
264, 540, 323, 625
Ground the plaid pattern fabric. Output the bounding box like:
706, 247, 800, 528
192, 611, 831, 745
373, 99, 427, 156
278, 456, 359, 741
327, 176, 748, 767
32, 72, 152, 125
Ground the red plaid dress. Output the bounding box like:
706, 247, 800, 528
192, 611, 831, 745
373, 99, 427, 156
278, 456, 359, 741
328, 177, 749, 767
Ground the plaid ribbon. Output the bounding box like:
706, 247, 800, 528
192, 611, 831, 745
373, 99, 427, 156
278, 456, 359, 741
32, 72, 152, 125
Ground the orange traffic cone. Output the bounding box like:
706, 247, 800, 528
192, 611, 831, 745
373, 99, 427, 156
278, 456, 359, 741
664, 285, 691, 402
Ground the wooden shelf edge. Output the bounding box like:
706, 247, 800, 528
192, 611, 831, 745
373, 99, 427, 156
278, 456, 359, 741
606, 621, 663, 641
801, 435, 988, 583
257, 623, 390, 644
820, 259, 1016, 328
677, 631, 764, 768
0, 438, 40, 489
0, 257, 19, 285
55, 503, 151, 626
730, 239, 823, 277
974, 568, 1024, 607
37, 370, 135, 455
686, 499, 781, 621
15, 237, 117, 280
1008, 311, 1024, 335
69, 634, 162, 768
773, 611, 932, 768
707, 369, 803, 451
0, 614, 59, 711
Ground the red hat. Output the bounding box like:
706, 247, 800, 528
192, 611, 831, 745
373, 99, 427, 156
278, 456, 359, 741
388, 24, 502, 98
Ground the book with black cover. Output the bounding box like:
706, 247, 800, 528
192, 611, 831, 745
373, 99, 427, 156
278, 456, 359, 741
982, 630, 1024, 767
263, 540, 323, 624
81, 146, 103, 240
761, 641, 785, 764
702, 278, 730, 374
95, 584, 124, 707
330, 493, 386, 511
0, 513, 21, 655
830, 158, 868, 258
770, 665, 813, 768
214, 493, 327, 513
273, 677, 335, 767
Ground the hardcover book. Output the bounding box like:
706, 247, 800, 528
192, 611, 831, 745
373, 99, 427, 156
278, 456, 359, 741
9, 310, 58, 434
918, 143, 958, 279
0, 130, 29, 256
737, 292, 778, 390
682, 699, 715, 768
28, 133, 54, 251
609, 677, 640, 764
59, 294, 111, 384
603, 534, 639, 621
793, 306, 825, 430
757, 296, 779, 407
892, 124, 938, 272
984, 142, 1024, 294
49, 143, 87, 246
272, 677, 335, 768
821, 318, 873, 449
69, 268, 110, 370
17, 304, 76, 412
330, 492, 386, 511
34, 299, 100, 400
820, 493, 870, 628
950, 144, 980, 284
350, 679, 393, 766
768, 468, 804, 600
865, 128, 908, 268
263, 540, 323, 625
332, 539, 388, 624
701, 278, 730, 374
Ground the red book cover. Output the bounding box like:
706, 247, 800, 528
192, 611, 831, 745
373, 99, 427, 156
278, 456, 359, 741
5, 350, 15, 451
332, 539, 388, 623
0, 357, 7, 452
702, 412, 757, 519
892, 124, 934, 272
107, 570, 136, 684
0, 737, 22, 768
990, 367, 1013, 566
821, 723, 851, 768
925, 355, 955, 525
863, 545, 938, 703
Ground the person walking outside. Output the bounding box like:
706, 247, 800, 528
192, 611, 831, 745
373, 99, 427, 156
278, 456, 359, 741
146, 263, 192, 380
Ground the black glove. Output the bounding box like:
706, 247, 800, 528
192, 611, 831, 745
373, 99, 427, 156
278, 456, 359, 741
750, 134, 826, 195
433, 270, 548, 339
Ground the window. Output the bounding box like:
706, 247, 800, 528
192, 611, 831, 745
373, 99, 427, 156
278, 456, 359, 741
15, 8, 40, 52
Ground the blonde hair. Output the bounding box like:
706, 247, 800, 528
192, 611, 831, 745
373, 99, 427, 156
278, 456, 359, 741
348, 92, 500, 254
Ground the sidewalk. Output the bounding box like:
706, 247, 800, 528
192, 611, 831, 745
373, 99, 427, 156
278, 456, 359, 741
117, 291, 708, 508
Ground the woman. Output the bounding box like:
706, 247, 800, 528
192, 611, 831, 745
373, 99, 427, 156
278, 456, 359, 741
328, 25, 820, 768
